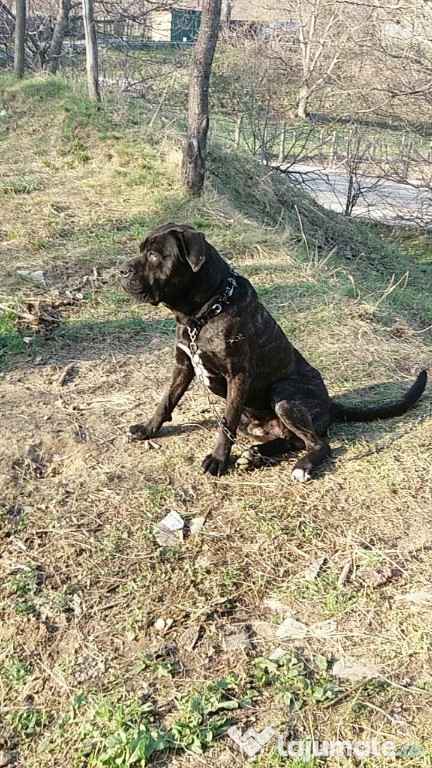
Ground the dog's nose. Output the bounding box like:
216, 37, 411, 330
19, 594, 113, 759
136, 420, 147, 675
119, 262, 133, 278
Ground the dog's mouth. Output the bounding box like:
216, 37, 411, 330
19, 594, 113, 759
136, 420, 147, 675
121, 279, 159, 306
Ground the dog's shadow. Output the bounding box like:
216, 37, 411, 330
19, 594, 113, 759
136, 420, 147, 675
134, 378, 429, 480
328, 378, 429, 442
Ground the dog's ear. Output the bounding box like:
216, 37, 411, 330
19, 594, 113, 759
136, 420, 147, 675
181, 229, 206, 272
174, 228, 206, 273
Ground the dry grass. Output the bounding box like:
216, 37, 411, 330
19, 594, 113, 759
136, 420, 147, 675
1, 76, 432, 768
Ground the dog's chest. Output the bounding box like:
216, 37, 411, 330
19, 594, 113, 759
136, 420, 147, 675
177, 343, 211, 387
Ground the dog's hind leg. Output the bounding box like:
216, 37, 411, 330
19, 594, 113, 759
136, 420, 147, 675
270, 382, 331, 482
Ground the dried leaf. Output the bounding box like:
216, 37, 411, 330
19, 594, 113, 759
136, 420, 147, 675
250, 620, 277, 639
268, 647, 288, 660
72, 592, 85, 618
16, 269, 46, 286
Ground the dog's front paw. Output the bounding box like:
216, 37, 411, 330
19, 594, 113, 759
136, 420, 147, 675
202, 453, 227, 477
129, 422, 158, 441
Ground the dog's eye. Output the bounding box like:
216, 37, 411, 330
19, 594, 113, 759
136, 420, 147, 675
148, 251, 160, 262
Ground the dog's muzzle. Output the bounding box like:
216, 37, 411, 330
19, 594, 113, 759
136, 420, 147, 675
119, 263, 158, 304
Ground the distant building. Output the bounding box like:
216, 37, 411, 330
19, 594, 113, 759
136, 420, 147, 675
0, 0, 294, 50
147, 1, 294, 43
150, 6, 201, 43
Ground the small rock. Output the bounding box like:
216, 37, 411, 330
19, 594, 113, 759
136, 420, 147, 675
189, 516, 206, 535
222, 627, 252, 652
154, 511, 184, 547
235, 449, 262, 469
396, 591, 432, 605
332, 658, 376, 680
310, 619, 337, 637
275, 616, 337, 640
276, 617, 309, 639
358, 564, 393, 587
268, 646, 287, 660
264, 598, 291, 615
154, 618, 166, 632
236, 455, 252, 468
338, 562, 352, 587
304, 555, 326, 581
250, 620, 277, 639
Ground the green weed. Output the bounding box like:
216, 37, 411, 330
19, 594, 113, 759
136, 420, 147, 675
253, 654, 343, 711
169, 679, 252, 754
1, 657, 33, 684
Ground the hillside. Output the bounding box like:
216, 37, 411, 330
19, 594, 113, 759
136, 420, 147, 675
1, 76, 432, 768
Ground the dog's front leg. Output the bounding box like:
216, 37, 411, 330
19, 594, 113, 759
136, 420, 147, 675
130, 353, 194, 440
202, 373, 249, 476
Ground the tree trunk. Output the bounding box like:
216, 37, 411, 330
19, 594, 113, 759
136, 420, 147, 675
223, 1, 232, 30
14, 0, 26, 78
297, 84, 310, 120
48, 0, 72, 75
182, 0, 222, 196
82, 0, 100, 102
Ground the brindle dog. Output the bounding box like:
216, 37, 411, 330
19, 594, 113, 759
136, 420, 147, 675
120, 223, 427, 480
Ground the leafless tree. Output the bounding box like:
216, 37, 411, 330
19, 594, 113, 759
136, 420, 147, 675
182, 0, 222, 195
48, 0, 73, 74
14, 0, 26, 77
280, 0, 351, 119
82, 0, 100, 100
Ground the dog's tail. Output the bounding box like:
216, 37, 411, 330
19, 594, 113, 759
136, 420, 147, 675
331, 370, 427, 423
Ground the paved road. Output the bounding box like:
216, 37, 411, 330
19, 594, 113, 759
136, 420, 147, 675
277, 163, 432, 225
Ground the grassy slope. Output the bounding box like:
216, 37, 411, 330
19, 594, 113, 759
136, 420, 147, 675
1, 76, 432, 768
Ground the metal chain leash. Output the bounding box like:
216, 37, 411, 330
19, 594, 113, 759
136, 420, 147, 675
186, 272, 431, 469
197, 372, 271, 465
185, 271, 272, 466
197, 367, 432, 470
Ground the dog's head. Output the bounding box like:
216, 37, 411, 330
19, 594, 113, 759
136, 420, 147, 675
120, 223, 207, 307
